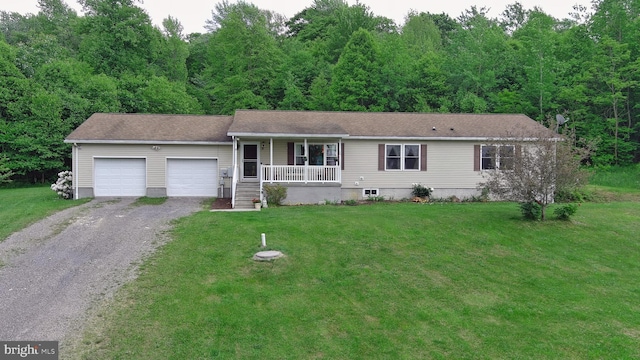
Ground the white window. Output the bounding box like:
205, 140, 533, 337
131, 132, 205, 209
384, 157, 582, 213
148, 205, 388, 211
325, 144, 338, 166
386, 144, 420, 171
295, 143, 339, 166
481, 145, 515, 170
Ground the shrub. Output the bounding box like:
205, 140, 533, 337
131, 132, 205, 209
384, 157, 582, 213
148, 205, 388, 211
343, 199, 358, 206
263, 184, 287, 206
411, 183, 433, 198
51, 171, 73, 199
555, 188, 593, 203
520, 201, 542, 221
366, 195, 385, 202
554, 204, 578, 221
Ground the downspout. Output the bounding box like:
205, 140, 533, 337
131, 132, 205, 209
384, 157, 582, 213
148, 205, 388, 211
74, 143, 79, 200
338, 138, 342, 183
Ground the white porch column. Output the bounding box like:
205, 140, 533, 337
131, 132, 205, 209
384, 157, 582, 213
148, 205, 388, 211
269, 138, 274, 183
232, 136, 237, 173
231, 136, 238, 209
304, 138, 308, 183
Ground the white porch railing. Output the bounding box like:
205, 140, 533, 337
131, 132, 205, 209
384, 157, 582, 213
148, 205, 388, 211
261, 165, 341, 183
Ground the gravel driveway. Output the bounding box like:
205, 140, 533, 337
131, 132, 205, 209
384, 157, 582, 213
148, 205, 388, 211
0, 197, 204, 348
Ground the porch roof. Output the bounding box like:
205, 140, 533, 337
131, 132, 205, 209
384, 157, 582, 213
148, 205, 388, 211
229, 110, 349, 138
229, 110, 556, 140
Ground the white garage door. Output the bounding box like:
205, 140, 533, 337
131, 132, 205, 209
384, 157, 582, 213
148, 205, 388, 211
167, 159, 218, 197
94, 158, 146, 197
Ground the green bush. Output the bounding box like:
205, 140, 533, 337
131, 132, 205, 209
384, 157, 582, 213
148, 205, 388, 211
554, 204, 579, 221
411, 183, 433, 198
520, 202, 542, 221
555, 188, 592, 203
263, 184, 287, 206
367, 195, 385, 202
343, 199, 358, 206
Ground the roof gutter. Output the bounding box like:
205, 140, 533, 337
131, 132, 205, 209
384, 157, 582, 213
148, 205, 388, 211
64, 140, 233, 145
346, 136, 562, 141
228, 132, 349, 139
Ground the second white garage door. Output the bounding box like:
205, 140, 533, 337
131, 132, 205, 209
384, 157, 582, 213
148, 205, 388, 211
167, 159, 218, 197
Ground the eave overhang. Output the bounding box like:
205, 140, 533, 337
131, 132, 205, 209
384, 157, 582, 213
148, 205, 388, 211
64, 139, 233, 145
228, 132, 349, 139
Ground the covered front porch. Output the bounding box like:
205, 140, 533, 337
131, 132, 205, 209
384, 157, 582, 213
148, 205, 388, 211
231, 137, 344, 207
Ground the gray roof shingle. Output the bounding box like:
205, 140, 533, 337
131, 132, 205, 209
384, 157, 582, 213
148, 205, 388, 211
66, 111, 554, 143
65, 113, 233, 143
229, 110, 552, 139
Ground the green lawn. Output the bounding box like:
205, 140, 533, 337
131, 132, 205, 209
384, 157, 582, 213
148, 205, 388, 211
590, 164, 640, 189
0, 186, 89, 241
77, 201, 640, 359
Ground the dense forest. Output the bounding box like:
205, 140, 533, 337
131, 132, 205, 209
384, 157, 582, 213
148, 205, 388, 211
0, 0, 638, 182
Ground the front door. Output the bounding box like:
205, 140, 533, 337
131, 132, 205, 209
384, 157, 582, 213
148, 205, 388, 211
242, 143, 259, 181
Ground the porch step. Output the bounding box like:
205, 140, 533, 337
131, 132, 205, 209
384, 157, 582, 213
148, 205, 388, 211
235, 183, 260, 209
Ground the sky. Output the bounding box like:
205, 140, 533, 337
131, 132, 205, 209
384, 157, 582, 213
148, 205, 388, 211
2, 0, 592, 35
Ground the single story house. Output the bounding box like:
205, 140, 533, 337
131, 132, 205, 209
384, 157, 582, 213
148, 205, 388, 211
65, 110, 550, 207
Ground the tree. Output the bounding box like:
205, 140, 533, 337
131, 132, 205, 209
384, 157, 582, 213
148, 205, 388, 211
589, 36, 638, 165
204, 1, 283, 113
286, 0, 394, 63
480, 124, 591, 221
77, 0, 161, 76
500, 2, 529, 34
513, 10, 561, 120
278, 72, 308, 110
157, 16, 189, 83
308, 73, 333, 111
445, 7, 516, 112
35, 59, 120, 126
330, 28, 384, 111
137, 76, 203, 114
0, 155, 14, 183
401, 11, 442, 56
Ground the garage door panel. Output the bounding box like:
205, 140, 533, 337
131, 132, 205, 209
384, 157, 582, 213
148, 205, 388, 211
95, 158, 146, 196
167, 159, 217, 197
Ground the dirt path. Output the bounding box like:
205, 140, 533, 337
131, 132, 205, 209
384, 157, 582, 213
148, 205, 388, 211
0, 197, 203, 351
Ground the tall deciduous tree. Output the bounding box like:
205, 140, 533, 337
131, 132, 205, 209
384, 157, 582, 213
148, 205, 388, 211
157, 16, 189, 83
77, 0, 161, 76
401, 11, 442, 56
137, 76, 203, 114
287, 0, 394, 63
35, 59, 120, 126
589, 36, 638, 165
204, 1, 282, 114
0, 39, 70, 180
513, 10, 560, 120
445, 7, 515, 112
